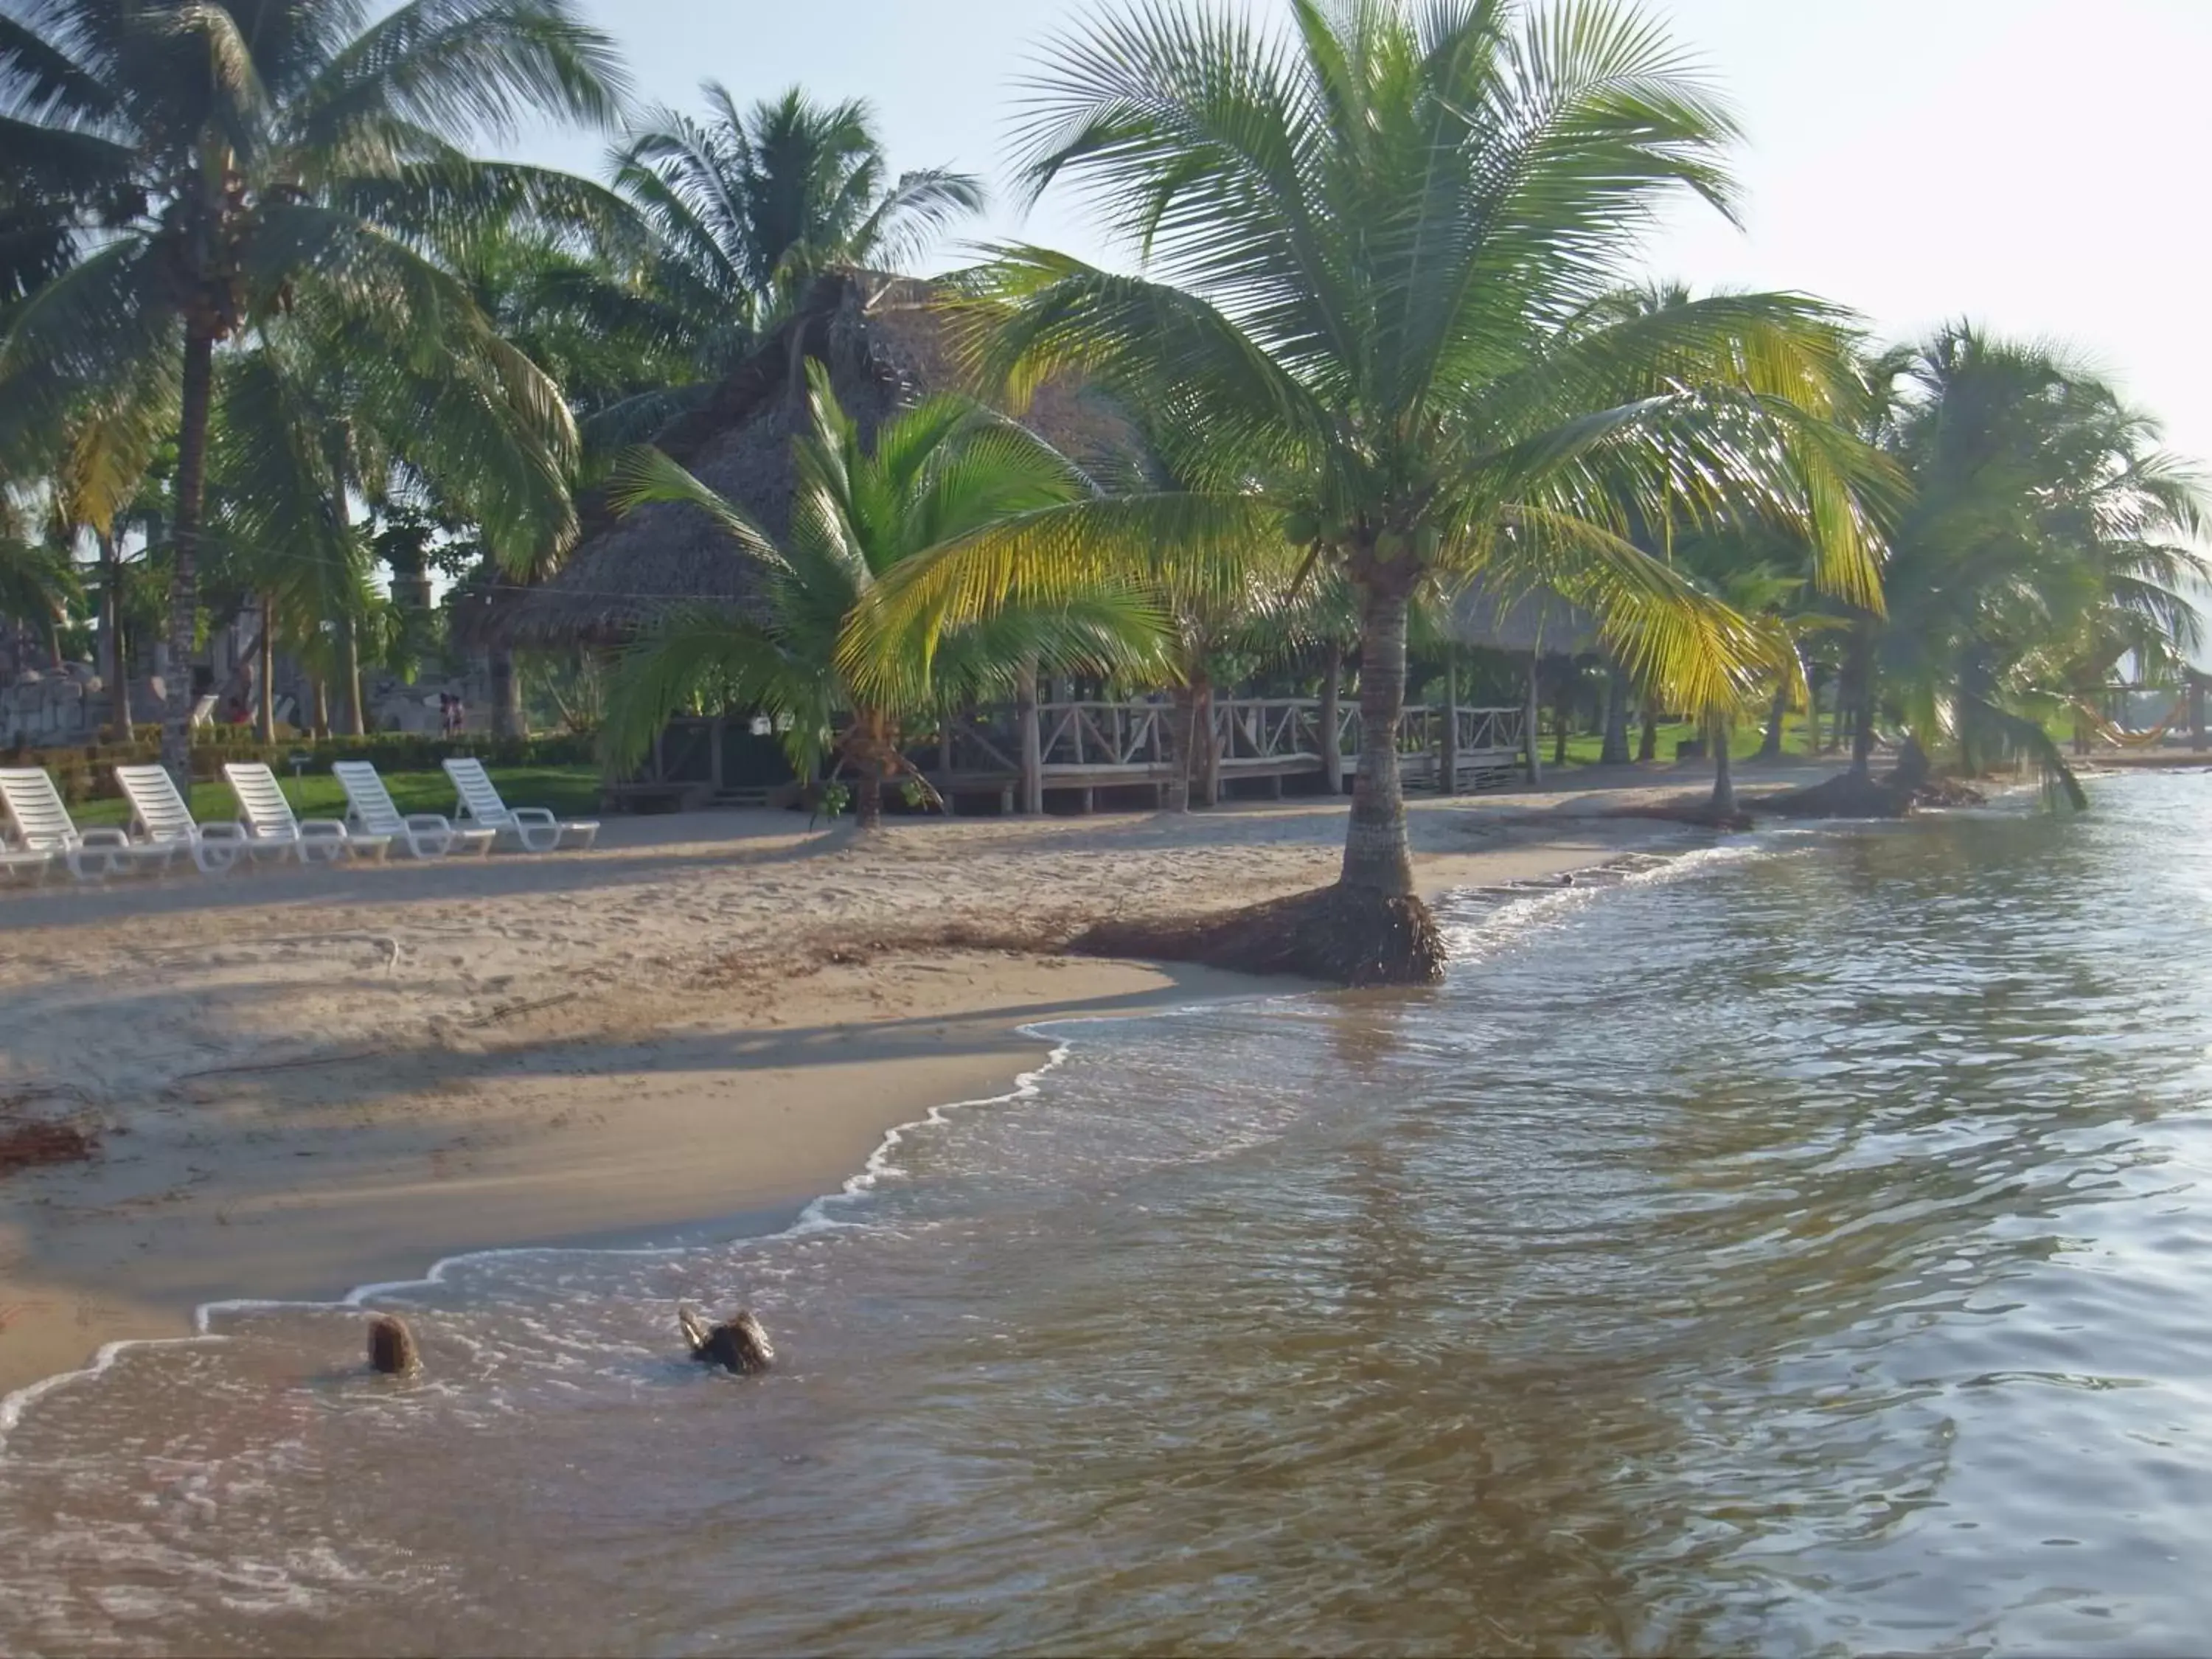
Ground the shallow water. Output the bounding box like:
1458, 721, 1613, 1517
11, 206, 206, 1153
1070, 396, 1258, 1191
5, 772, 2212, 1656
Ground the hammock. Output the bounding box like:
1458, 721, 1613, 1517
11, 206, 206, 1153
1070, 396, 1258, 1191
2075, 693, 2188, 748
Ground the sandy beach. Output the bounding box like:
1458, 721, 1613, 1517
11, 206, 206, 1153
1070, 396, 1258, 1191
0, 776, 1717, 1400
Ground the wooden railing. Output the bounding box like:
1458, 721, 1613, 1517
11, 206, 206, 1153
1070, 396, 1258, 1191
625, 697, 1529, 812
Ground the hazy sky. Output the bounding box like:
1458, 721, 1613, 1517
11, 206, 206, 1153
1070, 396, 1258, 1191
527, 0, 2212, 469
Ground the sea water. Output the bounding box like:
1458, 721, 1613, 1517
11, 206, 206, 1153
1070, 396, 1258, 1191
4, 771, 2211, 1655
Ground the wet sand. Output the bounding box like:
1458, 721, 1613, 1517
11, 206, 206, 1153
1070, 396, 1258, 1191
0, 780, 1717, 1399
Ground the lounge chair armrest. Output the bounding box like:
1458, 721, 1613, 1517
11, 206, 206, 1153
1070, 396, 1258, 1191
198, 821, 251, 843
509, 807, 559, 829
403, 813, 455, 834
76, 827, 134, 849
297, 818, 350, 839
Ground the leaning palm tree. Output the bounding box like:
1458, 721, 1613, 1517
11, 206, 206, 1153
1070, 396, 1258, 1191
0, 0, 627, 777
1864, 326, 2207, 804
613, 84, 984, 349
858, 0, 1891, 981
602, 363, 1164, 830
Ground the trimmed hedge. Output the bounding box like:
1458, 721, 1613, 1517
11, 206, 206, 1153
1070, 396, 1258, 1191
6, 730, 599, 806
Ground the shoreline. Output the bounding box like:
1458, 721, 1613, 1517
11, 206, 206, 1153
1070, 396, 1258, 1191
0, 784, 1721, 1408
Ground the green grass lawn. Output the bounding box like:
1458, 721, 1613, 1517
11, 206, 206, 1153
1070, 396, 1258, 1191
69, 764, 602, 830
1554, 718, 1837, 768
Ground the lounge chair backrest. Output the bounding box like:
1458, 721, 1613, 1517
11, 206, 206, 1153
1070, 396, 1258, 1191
115, 765, 198, 844
0, 768, 78, 851
443, 758, 512, 826
225, 763, 300, 836
332, 762, 406, 835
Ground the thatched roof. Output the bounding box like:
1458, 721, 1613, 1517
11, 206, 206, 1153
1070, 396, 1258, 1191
495, 270, 1143, 650
1446, 583, 1601, 658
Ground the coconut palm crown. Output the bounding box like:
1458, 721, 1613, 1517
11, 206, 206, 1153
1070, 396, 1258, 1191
612, 84, 986, 353
858, 0, 1894, 981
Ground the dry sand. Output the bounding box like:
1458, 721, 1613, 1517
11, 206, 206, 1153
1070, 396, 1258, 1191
0, 774, 1729, 1399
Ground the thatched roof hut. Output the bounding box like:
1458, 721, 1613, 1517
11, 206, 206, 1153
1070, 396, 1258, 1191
491, 270, 1142, 650
1445, 585, 1601, 658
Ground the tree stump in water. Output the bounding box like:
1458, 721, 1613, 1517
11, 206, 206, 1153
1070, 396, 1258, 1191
679, 1305, 776, 1375
367, 1314, 420, 1377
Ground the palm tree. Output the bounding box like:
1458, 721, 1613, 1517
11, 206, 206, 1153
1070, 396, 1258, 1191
34, 365, 175, 733
613, 83, 984, 349
1860, 326, 2206, 803
602, 363, 1164, 830
0, 509, 80, 667
0, 0, 627, 779
863, 0, 1889, 981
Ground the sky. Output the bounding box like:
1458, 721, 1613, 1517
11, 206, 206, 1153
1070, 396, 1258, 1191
524, 0, 2212, 470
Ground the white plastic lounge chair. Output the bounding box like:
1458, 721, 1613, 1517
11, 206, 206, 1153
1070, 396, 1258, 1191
0, 768, 176, 881
114, 764, 253, 874
0, 844, 54, 885
442, 757, 599, 852
223, 762, 389, 864
332, 761, 494, 860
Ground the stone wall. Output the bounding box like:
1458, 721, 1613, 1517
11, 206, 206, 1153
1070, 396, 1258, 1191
0, 662, 175, 745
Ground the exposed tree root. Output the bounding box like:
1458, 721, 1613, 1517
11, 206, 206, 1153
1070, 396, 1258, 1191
1601, 798, 1754, 832
1073, 883, 1446, 988
1760, 766, 1990, 819
1758, 771, 1919, 819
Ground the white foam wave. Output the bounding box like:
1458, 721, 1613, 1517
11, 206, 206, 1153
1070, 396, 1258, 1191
0, 993, 1262, 1455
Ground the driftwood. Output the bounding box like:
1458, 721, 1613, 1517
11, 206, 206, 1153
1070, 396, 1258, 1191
678, 1304, 776, 1375
367, 1314, 420, 1377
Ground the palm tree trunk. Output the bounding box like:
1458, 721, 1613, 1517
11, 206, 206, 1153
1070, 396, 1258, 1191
1846, 627, 1876, 781
1638, 700, 1659, 762
100, 532, 131, 742
1439, 650, 1459, 794
1016, 659, 1043, 815
1710, 714, 1736, 816
1523, 653, 1543, 784
1318, 644, 1343, 796
1339, 581, 1415, 897
1165, 681, 1198, 812
1197, 675, 1221, 807
490, 646, 525, 739
1599, 660, 1632, 765
161, 320, 218, 787
338, 615, 366, 736
849, 709, 891, 830
311, 675, 330, 739
1756, 685, 1787, 762
256, 594, 276, 743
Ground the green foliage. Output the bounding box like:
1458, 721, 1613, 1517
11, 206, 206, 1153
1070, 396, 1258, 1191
613, 83, 984, 345
13, 731, 597, 808
65, 764, 600, 828
1862, 325, 2208, 796
0, 0, 629, 745
602, 363, 1167, 793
